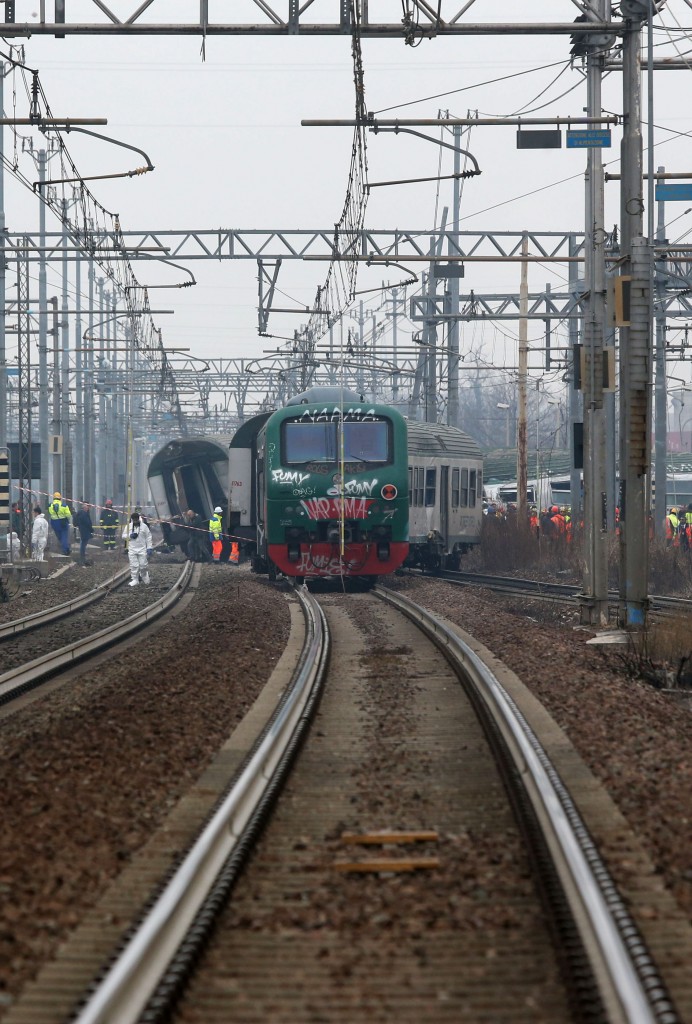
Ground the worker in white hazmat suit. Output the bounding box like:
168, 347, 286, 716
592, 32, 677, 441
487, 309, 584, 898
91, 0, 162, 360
122, 511, 152, 586
31, 506, 49, 561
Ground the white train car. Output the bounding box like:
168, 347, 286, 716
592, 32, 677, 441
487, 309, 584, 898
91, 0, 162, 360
405, 421, 484, 571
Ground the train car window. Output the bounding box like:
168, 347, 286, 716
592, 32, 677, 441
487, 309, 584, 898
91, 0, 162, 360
452, 467, 460, 508
416, 467, 424, 507
342, 421, 389, 464
284, 422, 337, 464
425, 468, 436, 507
477, 470, 483, 503
469, 470, 477, 506
408, 466, 413, 506
461, 468, 469, 507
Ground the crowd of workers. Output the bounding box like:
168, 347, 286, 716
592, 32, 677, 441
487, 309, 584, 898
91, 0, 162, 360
485, 501, 575, 540
666, 504, 692, 549
171, 508, 240, 565
9, 495, 241, 579
485, 498, 692, 550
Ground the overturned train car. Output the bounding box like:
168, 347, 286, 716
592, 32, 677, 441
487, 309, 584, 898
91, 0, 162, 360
147, 435, 234, 553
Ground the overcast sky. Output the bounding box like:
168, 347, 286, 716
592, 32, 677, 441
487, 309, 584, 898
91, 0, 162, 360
3, 0, 692, 406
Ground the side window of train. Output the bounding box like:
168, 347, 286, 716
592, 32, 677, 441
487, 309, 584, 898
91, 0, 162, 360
477, 470, 482, 503
461, 468, 469, 507
452, 467, 460, 508
425, 468, 436, 507
416, 467, 424, 507
408, 466, 413, 506
469, 470, 477, 507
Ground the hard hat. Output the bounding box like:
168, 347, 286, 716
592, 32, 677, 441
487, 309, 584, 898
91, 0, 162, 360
551, 505, 559, 513
214, 506, 223, 514
671, 507, 678, 514
53, 491, 61, 498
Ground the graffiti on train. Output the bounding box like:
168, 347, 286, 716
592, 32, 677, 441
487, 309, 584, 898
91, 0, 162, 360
272, 468, 311, 487
293, 552, 363, 576
296, 406, 379, 424
299, 497, 373, 520
326, 478, 378, 497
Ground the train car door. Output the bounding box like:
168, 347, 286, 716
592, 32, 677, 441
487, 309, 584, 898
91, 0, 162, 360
440, 465, 449, 545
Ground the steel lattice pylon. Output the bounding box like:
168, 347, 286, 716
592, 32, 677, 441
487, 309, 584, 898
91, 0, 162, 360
16, 236, 33, 551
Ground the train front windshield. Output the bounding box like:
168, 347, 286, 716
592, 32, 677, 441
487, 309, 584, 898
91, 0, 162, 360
283, 419, 390, 465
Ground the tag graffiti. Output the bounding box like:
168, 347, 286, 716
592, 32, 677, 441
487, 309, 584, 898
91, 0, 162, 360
327, 478, 377, 497
299, 497, 373, 520
272, 468, 311, 486
297, 406, 379, 423
294, 551, 362, 576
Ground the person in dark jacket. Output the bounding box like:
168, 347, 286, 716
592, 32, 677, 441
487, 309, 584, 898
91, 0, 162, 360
11, 503, 23, 539
183, 509, 212, 562
99, 499, 120, 551
74, 503, 94, 565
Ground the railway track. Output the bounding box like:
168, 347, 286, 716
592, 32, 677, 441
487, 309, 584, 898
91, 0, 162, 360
9, 583, 682, 1024
0, 561, 193, 707
424, 568, 692, 615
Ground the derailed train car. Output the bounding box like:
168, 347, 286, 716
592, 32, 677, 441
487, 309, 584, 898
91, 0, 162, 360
147, 435, 233, 550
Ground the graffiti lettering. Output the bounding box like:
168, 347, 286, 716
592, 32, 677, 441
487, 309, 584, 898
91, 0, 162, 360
299, 497, 372, 520
292, 486, 316, 497
294, 552, 363, 576
272, 469, 310, 486
306, 461, 365, 475
297, 406, 378, 424
327, 478, 377, 497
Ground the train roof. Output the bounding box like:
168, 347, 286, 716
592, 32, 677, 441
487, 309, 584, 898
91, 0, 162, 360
148, 435, 231, 477
285, 386, 364, 406
406, 420, 482, 459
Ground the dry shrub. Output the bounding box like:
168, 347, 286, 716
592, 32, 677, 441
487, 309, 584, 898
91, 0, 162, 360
472, 515, 583, 577
617, 613, 692, 690
649, 539, 692, 598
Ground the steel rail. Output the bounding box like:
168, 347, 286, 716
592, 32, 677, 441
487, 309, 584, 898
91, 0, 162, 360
0, 565, 131, 642
0, 561, 193, 706
437, 569, 692, 611
375, 585, 673, 1024
71, 584, 330, 1024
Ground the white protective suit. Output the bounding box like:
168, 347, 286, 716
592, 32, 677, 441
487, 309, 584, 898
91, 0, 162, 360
122, 519, 153, 586
31, 513, 49, 560
10, 532, 20, 560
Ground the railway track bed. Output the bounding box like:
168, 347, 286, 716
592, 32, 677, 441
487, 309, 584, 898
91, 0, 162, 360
0, 569, 291, 1019
2, 570, 692, 1021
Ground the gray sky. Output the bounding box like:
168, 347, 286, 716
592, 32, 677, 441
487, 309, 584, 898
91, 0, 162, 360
3, 0, 692, 403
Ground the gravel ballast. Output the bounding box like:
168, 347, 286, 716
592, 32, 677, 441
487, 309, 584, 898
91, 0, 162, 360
0, 568, 290, 1015
1, 567, 691, 1018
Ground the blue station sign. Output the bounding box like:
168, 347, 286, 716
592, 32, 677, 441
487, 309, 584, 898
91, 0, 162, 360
655, 183, 692, 202
566, 129, 612, 149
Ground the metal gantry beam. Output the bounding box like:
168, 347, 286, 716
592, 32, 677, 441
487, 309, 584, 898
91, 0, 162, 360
0, 3, 620, 38
4, 228, 589, 262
